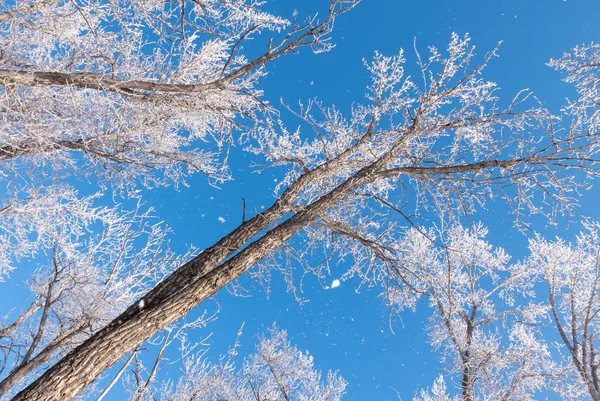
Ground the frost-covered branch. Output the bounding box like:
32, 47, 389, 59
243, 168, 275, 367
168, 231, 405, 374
0, 206, 188, 398
386, 225, 552, 401
121, 325, 346, 401
0, 0, 357, 189
527, 224, 600, 400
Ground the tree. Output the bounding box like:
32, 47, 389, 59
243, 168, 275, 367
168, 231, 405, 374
14, 30, 600, 400
0, 185, 116, 279
1, 0, 359, 398
140, 326, 346, 401
527, 224, 600, 401
0, 206, 188, 398
386, 225, 552, 401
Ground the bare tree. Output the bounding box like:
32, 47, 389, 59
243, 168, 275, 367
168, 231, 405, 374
386, 224, 553, 401
133, 325, 346, 401
0, 0, 357, 394
526, 224, 600, 401
0, 206, 189, 399
13, 32, 600, 400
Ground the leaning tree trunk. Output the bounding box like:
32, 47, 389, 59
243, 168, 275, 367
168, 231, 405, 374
13, 131, 537, 400
12, 134, 407, 400
12, 211, 299, 400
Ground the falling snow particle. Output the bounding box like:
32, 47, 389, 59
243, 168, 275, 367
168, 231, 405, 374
138, 300, 145, 309
218, 216, 226, 223
331, 279, 341, 289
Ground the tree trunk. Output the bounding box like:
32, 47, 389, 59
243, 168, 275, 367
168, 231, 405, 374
461, 319, 475, 401
460, 365, 474, 401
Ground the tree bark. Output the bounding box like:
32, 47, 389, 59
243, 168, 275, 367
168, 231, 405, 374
0, 69, 224, 96
461, 319, 475, 401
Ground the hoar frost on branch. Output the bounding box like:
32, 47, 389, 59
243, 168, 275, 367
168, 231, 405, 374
526, 224, 600, 401
0, 0, 359, 278
249, 34, 600, 296
0, 206, 190, 398
0, 0, 356, 186
88, 323, 345, 401
15, 34, 600, 401
0, 185, 115, 279
140, 326, 346, 401
386, 225, 552, 401
549, 42, 600, 132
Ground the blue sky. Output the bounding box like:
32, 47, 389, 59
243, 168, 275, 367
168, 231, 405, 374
4, 0, 600, 400
135, 1, 600, 400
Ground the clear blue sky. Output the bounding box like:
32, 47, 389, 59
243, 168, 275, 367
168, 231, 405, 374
5, 1, 600, 400
142, 1, 600, 400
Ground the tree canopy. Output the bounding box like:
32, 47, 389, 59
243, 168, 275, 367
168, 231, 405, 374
1, 1, 600, 400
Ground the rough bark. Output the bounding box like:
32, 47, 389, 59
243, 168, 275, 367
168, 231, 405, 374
0, 69, 223, 96
460, 318, 475, 401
